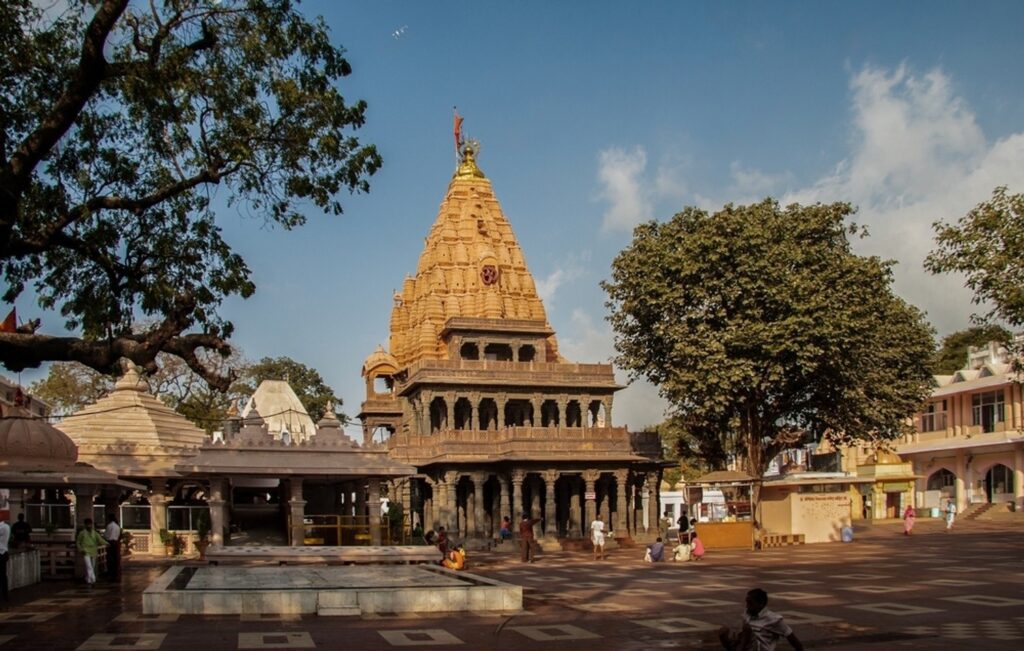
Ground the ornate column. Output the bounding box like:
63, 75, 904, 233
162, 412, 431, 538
368, 478, 382, 545
581, 395, 592, 427
614, 470, 628, 535
511, 469, 524, 519
568, 476, 581, 536
646, 472, 658, 532
74, 485, 97, 578
542, 470, 559, 537
603, 397, 613, 426
288, 477, 306, 546
557, 394, 568, 428
582, 470, 599, 533
421, 390, 434, 433
439, 471, 458, 530
531, 394, 542, 427
469, 392, 480, 430
499, 476, 510, 523
497, 393, 508, 429
208, 477, 229, 547
445, 391, 456, 431
472, 472, 487, 538
149, 479, 170, 556
423, 477, 436, 530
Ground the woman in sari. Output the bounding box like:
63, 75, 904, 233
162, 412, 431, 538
903, 504, 915, 535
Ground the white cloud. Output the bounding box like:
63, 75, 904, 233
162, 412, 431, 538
557, 309, 668, 430
780, 64, 1024, 335
597, 146, 653, 232
535, 253, 588, 307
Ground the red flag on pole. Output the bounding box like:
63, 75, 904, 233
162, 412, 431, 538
0, 307, 15, 333
453, 108, 463, 155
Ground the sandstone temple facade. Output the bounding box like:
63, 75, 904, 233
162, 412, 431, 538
360, 143, 665, 542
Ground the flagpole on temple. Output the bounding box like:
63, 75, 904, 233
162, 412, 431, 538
453, 107, 463, 168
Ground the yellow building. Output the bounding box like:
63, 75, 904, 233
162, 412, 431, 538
898, 341, 1024, 514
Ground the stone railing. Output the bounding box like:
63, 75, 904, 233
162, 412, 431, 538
388, 425, 643, 462
397, 359, 617, 392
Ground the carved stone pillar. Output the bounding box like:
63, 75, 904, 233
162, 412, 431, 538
497, 394, 508, 429
288, 477, 306, 547
472, 472, 487, 537
531, 394, 542, 427
557, 394, 568, 428
568, 476, 581, 536
445, 391, 456, 431
511, 470, 524, 519
208, 477, 229, 547
440, 471, 457, 530
469, 392, 480, 430
646, 473, 658, 533
149, 479, 169, 556
368, 478, 382, 545
603, 397, 613, 426
614, 470, 628, 536
423, 477, 436, 530
421, 390, 434, 433
583, 470, 598, 533
542, 470, 559, 537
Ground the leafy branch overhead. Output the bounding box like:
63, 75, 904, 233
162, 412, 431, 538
603, 199, 935, 476
0, 0, 381, 390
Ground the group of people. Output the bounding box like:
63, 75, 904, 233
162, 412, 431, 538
902, 499, 958, 536
75, 514, 121, 586
422, 525, 467, 570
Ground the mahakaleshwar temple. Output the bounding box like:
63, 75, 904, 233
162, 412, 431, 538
0, 136, 669, 614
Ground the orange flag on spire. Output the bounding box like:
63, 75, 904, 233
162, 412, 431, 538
453, 108, 463, 154
0, 307, 15, 333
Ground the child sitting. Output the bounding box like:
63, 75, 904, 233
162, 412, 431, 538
442, 544, 467, 571
691, 535, 705, 560
673, 541, 691, 561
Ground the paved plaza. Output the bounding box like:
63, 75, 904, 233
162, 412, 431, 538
1, 519, 1021, 650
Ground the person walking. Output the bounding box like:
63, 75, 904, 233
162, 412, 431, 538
590, 513, 607, 561
945, 499, 957, 531
0, 516, 10, 605
902, 504, 915, 536
519, 513, 541, 563
76, 518, 104, 587
103, 513, 121, 580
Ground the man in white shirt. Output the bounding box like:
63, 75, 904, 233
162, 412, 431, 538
719, 588, 804, 651
103, 514, 122, 581
590, 514, 606, 561
0, 517, 10, 603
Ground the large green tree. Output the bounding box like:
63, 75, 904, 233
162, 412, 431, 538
603, 199, 936, 477
0, 1, 380, 390
926, 187, 1024, 353
930, 325, 1011, 375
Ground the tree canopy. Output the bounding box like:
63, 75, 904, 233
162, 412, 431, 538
0, 0, 380, 390
603, 199, 936, 476
930, 325, 1011, 375
926, 187, 1024, 346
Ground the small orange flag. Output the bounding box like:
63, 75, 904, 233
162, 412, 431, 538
453, 109, 464, 153
0, 307, 16, 333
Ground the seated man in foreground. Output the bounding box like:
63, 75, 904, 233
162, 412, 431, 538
719, 588, 803, 651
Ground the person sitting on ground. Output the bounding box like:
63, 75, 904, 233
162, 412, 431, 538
442, 544, 467, 571
647, 536, 665, 562
718, 588, 804, 651
672, 540, 691, 562
499, 516, 512, 541
691, 534, 705, 560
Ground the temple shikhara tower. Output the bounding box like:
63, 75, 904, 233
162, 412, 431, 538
360, 134, 664, 542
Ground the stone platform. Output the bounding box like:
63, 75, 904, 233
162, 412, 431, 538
142, 565, 521, 616
205, 544, 441, 565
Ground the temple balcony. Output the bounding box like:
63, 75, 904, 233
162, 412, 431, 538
396, 359, 620, 394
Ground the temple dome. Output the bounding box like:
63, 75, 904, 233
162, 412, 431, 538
389, 147, 561, 367
0, 408, 78, 468
362, 345, 399, 377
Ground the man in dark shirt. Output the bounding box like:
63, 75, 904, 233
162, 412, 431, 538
11, 514, 31, 548
519, 513, 541, 563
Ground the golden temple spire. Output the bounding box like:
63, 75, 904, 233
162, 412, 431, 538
454, 140, 485, 179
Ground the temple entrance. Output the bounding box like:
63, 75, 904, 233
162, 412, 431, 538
231, 479, 286, 545
985, 464, 1013, 503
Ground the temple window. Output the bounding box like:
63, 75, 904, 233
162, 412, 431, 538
429, 396, 448, 432
918, 400, 946, 432
971, 391, 1005, 432
505, 399, 533, 427
460, 342, 480, 360
478, 398, 498, 431
454, 397, 474, 429
484, 343, 513, 361
541, 400, 560, 427
373, 375, 394, 395
566, 400, 583, 427
518, 345, 536, 362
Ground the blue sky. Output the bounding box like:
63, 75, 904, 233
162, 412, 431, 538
13, 1, 1024, 434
